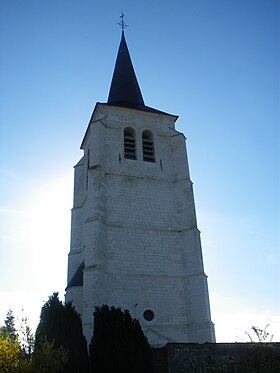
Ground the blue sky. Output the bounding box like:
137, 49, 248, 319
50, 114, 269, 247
0, 0, 279, 342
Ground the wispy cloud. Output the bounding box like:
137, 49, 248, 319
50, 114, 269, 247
266, 253, 279, 264
0, 207, 27, 216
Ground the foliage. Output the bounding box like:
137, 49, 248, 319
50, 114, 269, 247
35, 292, 89, 372
0, 305, 71, 372
19, 310, 35, 358
0, 333, 31, 372
240, 343, 280, 373
32, 337, 68, 373
240, 325, 279, 372
0, 309, 35, 372
0, 309, 17, 340
89, 305, 153, 373
245, 324, 273, 343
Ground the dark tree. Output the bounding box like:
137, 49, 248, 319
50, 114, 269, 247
35, 292, 89, 372
0, 308, 17, 340
89, 305, 153, 373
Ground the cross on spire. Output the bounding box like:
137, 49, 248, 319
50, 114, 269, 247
117, 11, 128, 31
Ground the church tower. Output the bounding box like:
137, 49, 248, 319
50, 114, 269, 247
66, 30, 215, 346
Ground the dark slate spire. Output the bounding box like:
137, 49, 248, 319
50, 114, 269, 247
107, 31, 145, 107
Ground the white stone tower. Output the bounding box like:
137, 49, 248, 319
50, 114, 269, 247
66, 30, 215, 346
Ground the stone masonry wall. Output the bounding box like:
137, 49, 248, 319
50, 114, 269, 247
152, 343, 280, 373
66, 103, 215, 346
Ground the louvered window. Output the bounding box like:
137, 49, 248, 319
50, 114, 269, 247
124, 127, 137, 160
142, 130, 155, 162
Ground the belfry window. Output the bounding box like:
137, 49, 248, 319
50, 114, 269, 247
124, 127, 137, 160
142, 130, 155, 162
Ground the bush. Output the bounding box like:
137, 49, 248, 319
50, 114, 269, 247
35, 292, 89, 372
89, 305, 153, 373
32, 337, 68, 373
0, 334, 29, 372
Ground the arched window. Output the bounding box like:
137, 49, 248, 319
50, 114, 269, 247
124, 127, 137, 160
142, 130, 155, 162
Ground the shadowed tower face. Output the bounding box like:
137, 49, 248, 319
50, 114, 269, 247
66, 30, 215, 346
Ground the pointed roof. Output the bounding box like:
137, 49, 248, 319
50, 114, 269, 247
107, 31, 145, 107
66, 261, 84, 289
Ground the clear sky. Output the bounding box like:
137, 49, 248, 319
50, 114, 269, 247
0, 0, 279, 342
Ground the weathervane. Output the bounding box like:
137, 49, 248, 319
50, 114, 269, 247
117, 11, 128, 31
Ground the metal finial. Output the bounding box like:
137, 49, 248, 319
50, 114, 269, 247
117, 11, 128, 31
